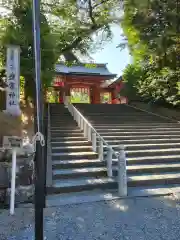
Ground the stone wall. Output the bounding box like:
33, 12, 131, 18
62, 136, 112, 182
0, 110, 35, 208
0, 149, 34, 207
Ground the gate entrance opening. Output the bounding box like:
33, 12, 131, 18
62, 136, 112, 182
70, 87, 90, 103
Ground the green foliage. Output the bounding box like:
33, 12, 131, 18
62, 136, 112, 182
0, 0, 121, 102
71, 91, 90, 103
121, 63, 145, 101
121, 0, 180, 106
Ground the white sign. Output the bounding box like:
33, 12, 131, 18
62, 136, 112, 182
6, 45, 21, 116
3, 136, 22, 150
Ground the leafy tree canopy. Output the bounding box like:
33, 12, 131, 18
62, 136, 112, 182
120, 0, 180, 106
0, 0, 121, 102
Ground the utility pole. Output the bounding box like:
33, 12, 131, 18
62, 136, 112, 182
32, 0, 45, 239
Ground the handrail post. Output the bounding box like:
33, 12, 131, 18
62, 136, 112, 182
88, 125, 91, 142
107, 146, 113, 177
80, 117, 83, 131
98, 138, 104, 161
117, 145, 127, 197
92, 132, 97, 152
84, 120, 88, 137
77, 114, 81, 127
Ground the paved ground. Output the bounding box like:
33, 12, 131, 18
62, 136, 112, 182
1, 194, 180, 240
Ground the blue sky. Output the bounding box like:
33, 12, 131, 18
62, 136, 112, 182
91, 24, 131, 76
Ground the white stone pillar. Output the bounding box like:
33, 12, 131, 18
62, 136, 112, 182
5, 45, 21, 116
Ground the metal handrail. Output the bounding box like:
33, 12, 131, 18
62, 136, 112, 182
66, 102, 127, 196
68, 103, 121, 157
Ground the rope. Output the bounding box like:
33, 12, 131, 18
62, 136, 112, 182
32, 132, 45, 152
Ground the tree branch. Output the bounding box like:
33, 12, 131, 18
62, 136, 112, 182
93, 0, 110, 8
60, 23, 102, 53
88, 0, 96, 25
61, 36, 83, 53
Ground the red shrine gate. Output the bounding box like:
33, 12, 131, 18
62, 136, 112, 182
47, 63, 128, 104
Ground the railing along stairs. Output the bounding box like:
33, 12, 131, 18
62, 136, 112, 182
66, 102, 127, 197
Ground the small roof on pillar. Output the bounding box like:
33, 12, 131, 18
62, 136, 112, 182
55, 62, 116, 79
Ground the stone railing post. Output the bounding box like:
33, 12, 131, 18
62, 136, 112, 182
77, 114, 81, 127
117, 145, 127, 197
80, 117, 83, 131
88, 126, 91, 142
107, 146, 113, 177
98, 138, 104, 161
92, 132, 97, 152
83, 121, 88, 137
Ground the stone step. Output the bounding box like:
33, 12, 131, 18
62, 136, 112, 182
106, 138, 180, 145
106, 142, 180, 150
47, 177, 116, 194
79, 112, 150, 115
121, 148, 180, 157
46, 190, 119, 207
128, 172, 180, 187
50, 115, 71, 117
52, 167, 108, 179
91, 121, 172, 125
47, 172, 180, 195
103, 134, 180, 140
53, 157, 180, 173
51, 132, 84, 137
50, 125, 78, 128
52, 159, 104, 169
96, 127, 180, 132
50, 112, 70, 115
50, 126, 78, 130
100, 130, 180, 136
90, 119, 170, 122
51, 136, 87, 142
124, 154, 180, 165
102, 129, 180, 135
93, 123, 178, 128
51, 140, 91, 147
52, 151, 98, 160
52, 163, 180, 180
87, 116, 161, 119
51, 129, 81, 132
127, 163, 180, 174
51, 130, 83, 134
51, 145, 93, 153
50, 122, 77, 125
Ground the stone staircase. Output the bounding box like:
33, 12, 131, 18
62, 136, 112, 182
75, 103, 180, 188
46, 103, 180, 206
47, 104, 117, 202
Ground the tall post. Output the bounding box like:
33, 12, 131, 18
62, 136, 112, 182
88, 126, 91, 142
117, 145, 127, 197
98, 138, 104, 161
107, 146, 113, 177
32, 0, 44, 239
92, 132, 97, 152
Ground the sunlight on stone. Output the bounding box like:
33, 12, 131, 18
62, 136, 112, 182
114, 203, 129, 212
